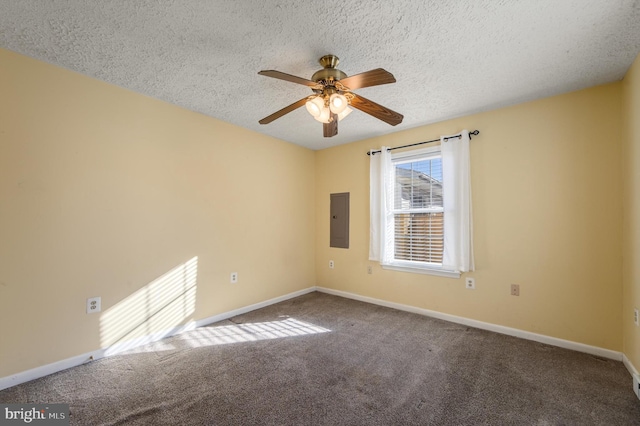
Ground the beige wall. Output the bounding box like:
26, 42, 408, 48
316, 83, 623, 352
0, 48, 316, 377
623, 53, 640, 371
1, 45, 637, 381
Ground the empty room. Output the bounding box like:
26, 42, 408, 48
1, 1, 640, 424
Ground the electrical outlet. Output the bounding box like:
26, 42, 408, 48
87, 297, 101, 314
329, 260, 334, 269
230, 272, 238, 284
634, 308, 639, 326
367, 265, 373, 274
465, 277, 475, 289
510, 284, 520, 296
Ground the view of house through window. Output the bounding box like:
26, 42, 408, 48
393, 153, 444, 265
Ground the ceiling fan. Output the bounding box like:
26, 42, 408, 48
258, 54, 403, 137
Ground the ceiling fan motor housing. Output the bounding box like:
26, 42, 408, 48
312, 55, 347, 83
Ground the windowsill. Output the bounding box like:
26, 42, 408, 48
381, 263, 460, 278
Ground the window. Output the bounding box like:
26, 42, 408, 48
393, 150, 444, 266
369, 130, 474, 278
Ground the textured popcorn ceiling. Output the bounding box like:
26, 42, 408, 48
1, 1, 639, 150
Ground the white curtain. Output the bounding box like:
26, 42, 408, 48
369, 147, 393, 262
370, 133, 474, 273
441, 130, 475, 272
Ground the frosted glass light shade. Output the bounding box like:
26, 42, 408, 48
329, 93, 348, 114
305, 96, 324, 117
314, 106, 331, 123
337, 107, 352, 121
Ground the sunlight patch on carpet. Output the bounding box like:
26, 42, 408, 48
178, 318, 331, 348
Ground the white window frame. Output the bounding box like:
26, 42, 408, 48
381, 146, 460, 278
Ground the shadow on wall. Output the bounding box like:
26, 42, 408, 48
100, 256, 198, 354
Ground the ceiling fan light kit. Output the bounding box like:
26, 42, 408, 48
307, 92, 349, 124
258, 54, 403, 137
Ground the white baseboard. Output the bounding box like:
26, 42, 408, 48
0, 286, 316, 391
0, 350, 104, 392
193, 287, 317, 328
316, 287, 624, 362
623, 353, 640, 377
1, 285, 634, 391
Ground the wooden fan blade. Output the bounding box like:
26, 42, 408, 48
338, 68, 396, 90
323, 113, 338, 137
258, 70, 319, 87
350, 94, 403, 126
259, 98, 308, 124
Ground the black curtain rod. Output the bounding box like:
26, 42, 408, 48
367, 130, 480, 156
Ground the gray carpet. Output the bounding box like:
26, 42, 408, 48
1, 292, 639, 425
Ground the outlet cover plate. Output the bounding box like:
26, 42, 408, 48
230, 272, 238, 284
465, 277, 475, 289
87, 297, 101, 314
